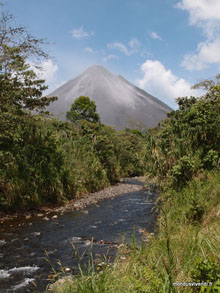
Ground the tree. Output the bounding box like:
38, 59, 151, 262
0, 5, 50, 72
192, 74, 220, 102
144, 73, 220, 185
0, 5, 57, 179
0, 5, 57, 114
66, 96, 100, 124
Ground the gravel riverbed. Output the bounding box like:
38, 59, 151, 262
0, 177, 146, 225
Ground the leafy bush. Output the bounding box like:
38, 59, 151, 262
171, 156, 195, 186
191, 258, 220, 284
202, 150, 218, 170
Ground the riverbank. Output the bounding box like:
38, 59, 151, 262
0, 176, 146, 225
51, 171, 220, 293
0, 177, 156, 293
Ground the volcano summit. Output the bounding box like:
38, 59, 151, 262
47, 65, 172, 129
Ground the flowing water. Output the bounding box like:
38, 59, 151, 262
0, 179, 157, 292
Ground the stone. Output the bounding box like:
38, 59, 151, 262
64, 267, 71, 272
138, 228, 146, 234
49, 275, 73, 291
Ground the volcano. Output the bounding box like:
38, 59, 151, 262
47, 65, 172, 129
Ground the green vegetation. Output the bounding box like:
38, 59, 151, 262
145, 75, 220, 188
0, 7, 147, 210
0, 110, 147, 210
66, 96, 101, 124
51, 75, 220, 292
1, 6, 220, 292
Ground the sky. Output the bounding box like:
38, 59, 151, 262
3, 0, 220, 109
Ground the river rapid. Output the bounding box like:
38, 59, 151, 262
0, 178, 157, 292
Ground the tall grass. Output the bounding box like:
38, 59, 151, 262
51, 171, 220, 293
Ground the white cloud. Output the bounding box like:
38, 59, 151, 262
84, 47, 93, 53
181, 39, 220, 70
32, 59, 58, 83
137, 60, 200, 106
176, 0, 220, 38
150, 32, 162, 41
72, 27, 94, 39
176, 0, 220, 70
30, 59, 64, 94
107, 38, 140, 56
103, 54, 118, 62
128, 38, 140, 48
140, 48, 152, 58
176, 0, 220, 25
107, 42, 130, 56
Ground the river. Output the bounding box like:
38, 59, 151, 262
0, 179, 157, 292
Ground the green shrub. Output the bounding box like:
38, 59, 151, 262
191, 258, 220, 284
202, 150, 219, 170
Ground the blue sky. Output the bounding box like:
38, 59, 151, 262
3, 0, 220, 108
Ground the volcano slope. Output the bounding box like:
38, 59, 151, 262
47, 65, 172, 129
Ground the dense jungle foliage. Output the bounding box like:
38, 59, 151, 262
0, 104, 147, 210
145, 74, 220, 187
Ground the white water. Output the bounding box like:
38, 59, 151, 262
0, 270, 10, 279
12, 278, 35, 290
0, 266, 40, 280
0, 240, 6, 246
